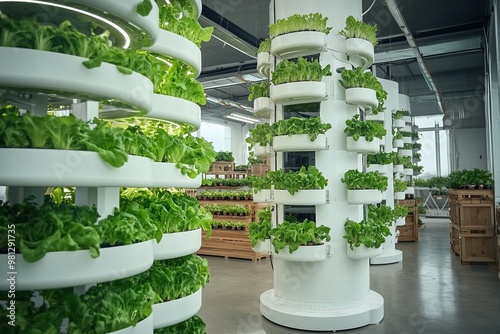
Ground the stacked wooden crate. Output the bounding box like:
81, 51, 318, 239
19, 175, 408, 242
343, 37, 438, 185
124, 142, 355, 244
396, 199, 419, 242
497, 205, 500, 278
448, 189, 496, 264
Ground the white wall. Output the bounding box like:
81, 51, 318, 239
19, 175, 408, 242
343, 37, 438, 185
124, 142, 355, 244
450, 128, 488, 171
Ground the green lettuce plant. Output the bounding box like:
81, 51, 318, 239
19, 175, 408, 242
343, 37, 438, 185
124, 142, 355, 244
271, 57, 332, 85
257, 38, 271, 54
393, 205, 409, 219
367, 152, 395, 165
339, 67, 387, 114
344, 114, 386, 142
394, 178, 408, 192
269, 166, 328, 195
248, 207, 272, 247
248, 81, 270, 101
344, 218, 391, 250
269, 13, 332, 38
393, 109, 411, 119
341, 169, 388, 191
368, 204, 395, 226
339, 15, 378, 46
270, 219, 331, 254
154, 315, 207, 334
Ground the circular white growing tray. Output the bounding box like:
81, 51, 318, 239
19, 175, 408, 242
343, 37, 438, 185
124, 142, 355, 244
252, 239, 271, 253
346, 136, 380, 154
153, 289, 202, 329
272, 134, 328, 152
108, 314, 154, 334
273, 189, 328, 205
151, 162, 202, 188
345, 87, 378, 111
0, 48, 153, 113
347, 189, 383, 205
153, 229, 202, 260
346, 244, 383, 260
144, 30, 201, 77
254, 97, 274, 118
0, 241, 154, 290
252, 190, 273, 203
257, 52, 271, 77
271, 31, 326, 59
270, 82, 327, 105
345, 38, 375, 69
273, 244, 326, 262
254, 143, 273, 158
148, 94, 201, 130
393, 119, 406, 128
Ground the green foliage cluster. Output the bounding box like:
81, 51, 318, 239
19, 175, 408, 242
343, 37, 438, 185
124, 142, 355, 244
392, 154, 412, 167
248, 81, 270, 101
196, 190, 253, 200
201, 178, 251, 187
393, 205, 409, 218
269, 13, 332, 38
393, 109, 411, 119
215, 151, 234, 162
272, 57, 332, 85
246, 117, 331, 150
344, 218, 391, 250
367, 152, 395, 165
341, 169, 388, 191
201, 203, 251, 216
448, 169, 493, 189
393, 178, 408, 192
270, 219, 331, 254
344, 115, 386, 142
248, 207, 272, 247
338, 67, 387, 114
412, 142, 422, 150
211, 220, 246, 230
257, 38, 271, 54
154, 316, 207, 334
339, 15, 378, 46
269, 166, 328, 195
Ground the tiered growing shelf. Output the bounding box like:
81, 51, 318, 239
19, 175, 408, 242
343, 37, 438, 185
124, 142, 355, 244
0, 1, 208, 332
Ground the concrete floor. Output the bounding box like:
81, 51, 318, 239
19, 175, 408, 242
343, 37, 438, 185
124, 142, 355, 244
197, 218, 500, 333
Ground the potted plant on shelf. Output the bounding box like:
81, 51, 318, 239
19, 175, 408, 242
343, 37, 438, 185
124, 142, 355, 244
392, 109, 410, 128
393, 152, 410, 173
339, 15, 378, 68
271, 116, 331, 152
270, 57, 332, 104
248, 207, 272, 253
394, 178, 408, 200
413, 165, 424, 176
393, 205, 409, 226
339, 67, 387, 114
393, 129, 404, 148
248, 80, 273, 118
248, 175, 272, 202
256, 38, 271, 77
269, 13, 332, 58
248, 153, 269, 176
399, 142, 413, 157
270, 219, 331, 262
341, 169, 388, 205
400, 130, 412, 143
246, 122, 273, 151
367, 152, 394, 174
344, 218, 391, 259
344, 114, 386, 153
269, 166, 328, 205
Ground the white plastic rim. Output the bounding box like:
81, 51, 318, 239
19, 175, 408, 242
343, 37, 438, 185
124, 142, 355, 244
273, 189, 328, 205
393, 119, 406, 128
252, 239, 271, 253
270, 81, 327, 105
144, 30, 202, 77
0, 48, 153, 113
254, 97, 274, 118
406, 186, 415, 195
346, 136, 380, 154
257, 52, 271, 77
272, 244, 326, 262
401, 126, 412, 132
151, 162, 202, 188
394, 164, 404, 173
403, 136, 412, 144
148, 94, 201, 130
272, 134, 328, 152
399, 149, 413, 157
252, 190, 273, 203
270, 31, 326, 59
0, 149, 152, 187
189, 0, 203, 19
0, 241, 154, 290
153, 229, 202, 260
345, 87, 378, 111
402, 116, 412, 124
395, 217, 406, 226
367, 164, 387, 174
254, 143, 273, 158
153, 289, 202, 329
346, 244, 383, 260
403, 168, 413, 176
108, 314, 154, 334
345, 38, 375, 69
366, 111, 385, 122
394, 192, 405, 200
347, 189, 383, 205
393, 139, 404, 148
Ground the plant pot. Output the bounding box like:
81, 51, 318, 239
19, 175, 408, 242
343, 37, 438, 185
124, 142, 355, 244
0, 241, 154, 290
406, 186, 415, 195
345, 38, 375, 69
393, 164, 404, 173
152, 289, 202, 329
395, 217, 406, 226
254, 143, 273, 158
346, 244, 383, 260
254, 97, 274, 118
270, 81, 327, 105
402, 116, 412, 124
257, 51, 271, 77
252, 189, 272, 203
399, 149, 413, 157
273, 189, 328, 205
366, 111, 385, 122
272, 244, 326, 262
347, 189, 383, 205
152, 162, 202, 188
403, 168, 413, 176
367, 164, 388, 174
393, 119, 405, 128
0, 148, 151, 188
272, 134, 328, 152
252, 239, 271, 253
144, 29, 201, 77
148, 94, 201, 130
346, 136, 380, 154
393, 139, 404, 148
394, 192, 405, 200
153, 229, 202, 260
345, 87, 378, 111
403, 136, 412, 144
108, 314, 154, 334
0, 47, 153, 113
270, 31, 326, 59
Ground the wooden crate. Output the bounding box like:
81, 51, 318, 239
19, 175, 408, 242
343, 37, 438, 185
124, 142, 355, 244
397, 223, 418, 242
448, 189, 494, 204
209, 161, 235, 172
450, 223, 460, 255
497, 236, 500, 279
459, 228, 496, 263
250, 164, 269, 176
497, 205, 500, 235
457, 203, 494, 229
198, 230, 268, 262
449, 201, 459, 225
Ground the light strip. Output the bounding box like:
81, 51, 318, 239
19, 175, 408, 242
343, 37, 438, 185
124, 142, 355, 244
225, 113, 260, 124
1, 0, 131, 48
225, 115, 257, 124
